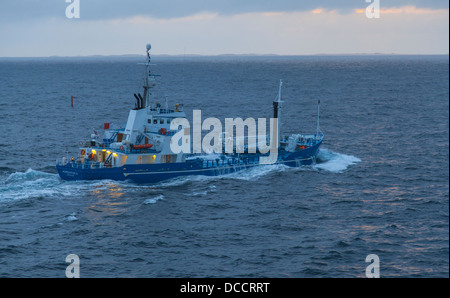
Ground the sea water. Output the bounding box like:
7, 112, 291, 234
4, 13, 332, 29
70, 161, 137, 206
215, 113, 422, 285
0, 55, 448, 277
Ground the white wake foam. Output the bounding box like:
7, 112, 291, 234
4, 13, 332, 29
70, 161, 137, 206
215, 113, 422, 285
313, 148, 361, 173
1, 169, 65, 202
0, 151, 360, 203
225, 163, 287, 181
142, 149, 360, 188
0, 168, 116, 203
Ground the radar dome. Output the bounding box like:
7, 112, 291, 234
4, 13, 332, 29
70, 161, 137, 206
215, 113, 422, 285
146, 44, 151, 51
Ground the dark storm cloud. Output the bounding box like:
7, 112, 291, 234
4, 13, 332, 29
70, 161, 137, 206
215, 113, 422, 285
0, 0, 448, 22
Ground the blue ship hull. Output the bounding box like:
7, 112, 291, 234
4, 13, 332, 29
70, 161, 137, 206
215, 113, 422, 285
57, 140, 322, 184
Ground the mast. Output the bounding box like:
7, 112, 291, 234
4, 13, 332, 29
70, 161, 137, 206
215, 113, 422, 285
273, 79, 283, 148
143, 43, 152, 109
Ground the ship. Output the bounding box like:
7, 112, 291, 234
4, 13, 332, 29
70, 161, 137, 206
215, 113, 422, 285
56, 44, 324, 183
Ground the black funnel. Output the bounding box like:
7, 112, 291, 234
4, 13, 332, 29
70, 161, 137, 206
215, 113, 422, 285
138, 93, 145, 109
133, 93, 140, 109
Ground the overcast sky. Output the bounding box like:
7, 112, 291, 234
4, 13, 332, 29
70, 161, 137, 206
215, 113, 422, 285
0, 0, 448, 56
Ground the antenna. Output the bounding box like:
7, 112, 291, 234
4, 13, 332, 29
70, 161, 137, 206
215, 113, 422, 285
277, 79, 282, 103
143, 43, 152, 108
182, 46, 186, 102
316, 99, 321, 139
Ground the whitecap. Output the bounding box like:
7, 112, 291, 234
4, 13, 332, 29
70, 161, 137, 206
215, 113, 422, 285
65, 212, 78, 222
143, 194, 164, 205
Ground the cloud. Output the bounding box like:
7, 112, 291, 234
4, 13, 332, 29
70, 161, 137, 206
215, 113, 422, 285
0, 0, 448, 22
1, 7, 447, 57
0, 1, 448, 56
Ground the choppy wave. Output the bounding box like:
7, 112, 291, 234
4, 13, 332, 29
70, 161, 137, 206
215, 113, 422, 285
64, 212, 78, 222
188, 185, 217, 197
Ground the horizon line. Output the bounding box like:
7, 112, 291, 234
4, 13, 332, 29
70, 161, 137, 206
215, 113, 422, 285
0, 52, 448, 59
